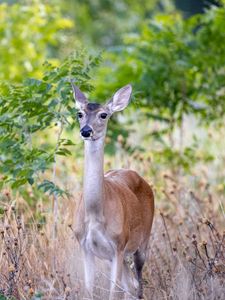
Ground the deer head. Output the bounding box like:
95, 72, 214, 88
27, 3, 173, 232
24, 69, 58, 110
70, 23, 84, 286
71, 83, 132, 141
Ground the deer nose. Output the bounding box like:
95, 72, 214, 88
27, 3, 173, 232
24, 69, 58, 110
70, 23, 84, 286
80, 125, 93, 138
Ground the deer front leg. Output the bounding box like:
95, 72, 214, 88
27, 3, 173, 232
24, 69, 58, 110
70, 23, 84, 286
83, 248, 95, 298
109, 251, 124, 300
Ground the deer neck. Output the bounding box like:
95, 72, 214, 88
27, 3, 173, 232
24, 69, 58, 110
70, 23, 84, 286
83, 137, 105, 223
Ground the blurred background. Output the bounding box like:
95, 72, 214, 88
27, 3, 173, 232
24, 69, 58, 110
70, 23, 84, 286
0, 0, 224, 299
0, 0, 224, 193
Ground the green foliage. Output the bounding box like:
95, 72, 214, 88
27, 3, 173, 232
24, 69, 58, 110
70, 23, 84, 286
62, 0, 174, 48
0, 0, 73, 82
153, 144, 214, 172
0, 51, 100, 191
0, 0, 224, 195
0, 296, 16, 300
93, 5, 225, 122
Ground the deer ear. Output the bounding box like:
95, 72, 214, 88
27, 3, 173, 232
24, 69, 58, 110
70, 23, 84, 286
71, 82, 88, 109
107, 84, 132, 113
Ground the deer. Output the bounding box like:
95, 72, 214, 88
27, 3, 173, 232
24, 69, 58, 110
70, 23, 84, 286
71, 82, 154, 300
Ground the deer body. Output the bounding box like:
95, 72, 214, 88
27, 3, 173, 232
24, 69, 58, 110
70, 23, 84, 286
72, 83, 154, 299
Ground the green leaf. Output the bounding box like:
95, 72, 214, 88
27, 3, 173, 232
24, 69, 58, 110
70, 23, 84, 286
28, 177, 34, 185
11, 178, 28, 189
56, 148, 72, 156
38, 180, 67, 197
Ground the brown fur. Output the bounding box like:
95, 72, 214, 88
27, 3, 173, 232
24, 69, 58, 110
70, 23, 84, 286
75, 169, 154, 258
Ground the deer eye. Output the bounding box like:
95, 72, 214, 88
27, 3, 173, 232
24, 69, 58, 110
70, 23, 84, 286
100, 113, 108, 119
77, 112, 83, 119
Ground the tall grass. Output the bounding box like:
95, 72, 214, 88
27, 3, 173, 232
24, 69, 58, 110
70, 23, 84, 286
0, 172, 224, 299
0, 120, 224, 299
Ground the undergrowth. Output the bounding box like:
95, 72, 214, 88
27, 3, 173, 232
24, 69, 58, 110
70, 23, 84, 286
0, 173, 224, 300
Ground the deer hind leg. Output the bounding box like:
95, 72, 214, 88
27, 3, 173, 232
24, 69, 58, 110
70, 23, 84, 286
134, 249, 146, 299
83, 248, 95, 298
121, 260, 139, 300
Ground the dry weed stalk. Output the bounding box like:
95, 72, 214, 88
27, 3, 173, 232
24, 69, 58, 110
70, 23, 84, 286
0, 205, 33, 299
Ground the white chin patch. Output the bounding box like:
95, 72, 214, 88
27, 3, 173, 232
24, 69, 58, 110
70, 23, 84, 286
82, 136, 94, 141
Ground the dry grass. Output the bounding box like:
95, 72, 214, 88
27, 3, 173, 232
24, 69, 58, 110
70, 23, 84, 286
145, 176, 225, 300
0, 172, 224, 300
0, 121, 224, 299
